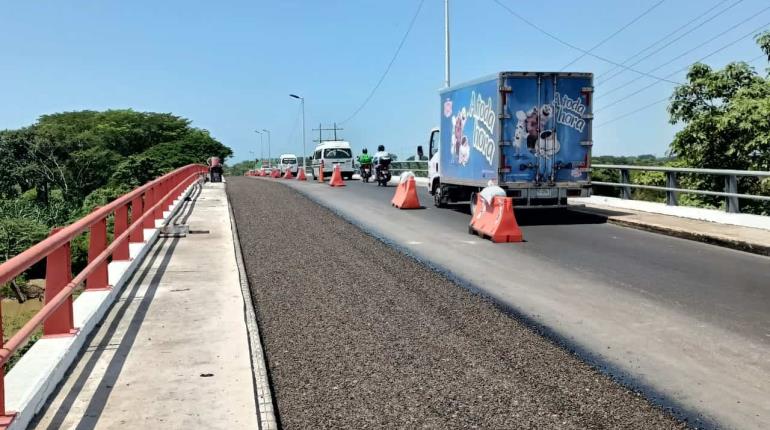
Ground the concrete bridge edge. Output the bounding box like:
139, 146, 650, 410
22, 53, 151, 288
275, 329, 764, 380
225, 183, 278, 430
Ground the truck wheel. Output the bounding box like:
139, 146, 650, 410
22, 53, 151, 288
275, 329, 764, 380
469, 192, 478, 216
433, 186, 447, 208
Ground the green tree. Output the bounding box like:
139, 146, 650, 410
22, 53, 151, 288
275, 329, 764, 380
667, 31, 770, 214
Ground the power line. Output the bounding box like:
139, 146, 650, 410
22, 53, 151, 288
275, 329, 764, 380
598, 9, 770, 103
595, 21, 770, 114
595, 96, 670, 128
597, 53, 767, 127
600, 0, 749, 87
559, 0, 668, 71
491, 0, 681, 85
597, 0, 740, 83
338, 0, 425, 125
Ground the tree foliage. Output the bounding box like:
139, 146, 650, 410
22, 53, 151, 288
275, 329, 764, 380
0, 109, 232, 285
667, 31, 770, 214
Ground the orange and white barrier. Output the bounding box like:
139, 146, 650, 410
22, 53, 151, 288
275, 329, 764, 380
297, 167, 307, 181
283, 168, 294, 179
469, 187, 523, 243
391, 172, 421, 209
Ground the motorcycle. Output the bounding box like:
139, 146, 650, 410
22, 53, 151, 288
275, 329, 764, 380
360, 163, 372, 183
375, 158, 392, 187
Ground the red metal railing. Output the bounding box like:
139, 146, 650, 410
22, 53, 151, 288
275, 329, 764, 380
0, 164, 207, 422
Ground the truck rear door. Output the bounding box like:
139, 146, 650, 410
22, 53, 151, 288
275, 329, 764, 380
552, 74, 592, 183
500, 73, 592, 185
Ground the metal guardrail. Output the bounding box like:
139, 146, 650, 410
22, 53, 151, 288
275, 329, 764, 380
390, 161, 428, 177
293, 161, 429, 177
353, 161, 769, 214
0, 164, 207, 422
592, 164, 770, 213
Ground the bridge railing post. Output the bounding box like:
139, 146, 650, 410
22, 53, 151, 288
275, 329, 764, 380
130, 195, 144, 243
85, 211, 109, 291
113, 204, 130, 260
620, 168, 632, 200
142, 187, 156, 229
43, 228, 78, 337
665, 171, 678, 206
725, 174, 740, 213
153, 181, 164, 220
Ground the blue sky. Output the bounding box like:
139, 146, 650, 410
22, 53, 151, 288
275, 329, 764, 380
1, 0, 768, 162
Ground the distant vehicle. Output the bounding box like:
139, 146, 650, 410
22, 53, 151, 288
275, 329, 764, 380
375, 157, 392, 187
426, 71, 593, 211
311, 140, 355, 180
260, 166, 272, 176
278, 153, 299, 175
359, 163, 372, 183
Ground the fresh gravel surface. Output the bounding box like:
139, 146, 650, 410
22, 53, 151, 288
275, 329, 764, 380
227, 177, 686, 430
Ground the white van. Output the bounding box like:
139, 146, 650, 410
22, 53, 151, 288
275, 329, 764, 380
311, 141, 355, 180
278, 153, 299, 175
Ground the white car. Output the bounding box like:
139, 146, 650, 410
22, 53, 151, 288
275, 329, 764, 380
278, 154, 299, 175
311, 141, 355, 180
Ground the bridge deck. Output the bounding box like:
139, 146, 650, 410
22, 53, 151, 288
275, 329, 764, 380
30, 183, 258, 430
227, 177, 683, 429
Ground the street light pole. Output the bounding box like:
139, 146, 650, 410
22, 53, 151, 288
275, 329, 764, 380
254, 130, 262, 168
262, 129, 271, 167
444, 0, 450, 88
290, 94, 307, 170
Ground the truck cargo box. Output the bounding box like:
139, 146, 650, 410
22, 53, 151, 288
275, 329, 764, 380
433, 71, 593, 207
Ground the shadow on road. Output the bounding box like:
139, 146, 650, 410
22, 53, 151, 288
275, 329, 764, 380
446, 204, 612, 226
29, 185, 202, 430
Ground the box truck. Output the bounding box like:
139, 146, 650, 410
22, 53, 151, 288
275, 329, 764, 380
426, 71, 593, 210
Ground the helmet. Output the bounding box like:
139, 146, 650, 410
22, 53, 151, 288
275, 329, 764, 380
377, 144, 385, 152
362, 148, 368, 154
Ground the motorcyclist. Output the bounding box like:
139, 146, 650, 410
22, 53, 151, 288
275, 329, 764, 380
372, 145, 390, 169
357, 148, 372, 163
356, 148, 372, 177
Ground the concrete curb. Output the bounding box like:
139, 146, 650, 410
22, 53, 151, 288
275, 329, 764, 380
602, 215, 770, 257
225, 183, 278, 430
571, 195, 770, 231
5, 180, 200, 430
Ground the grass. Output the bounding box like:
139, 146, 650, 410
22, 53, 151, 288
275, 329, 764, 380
2, 298, 44, 371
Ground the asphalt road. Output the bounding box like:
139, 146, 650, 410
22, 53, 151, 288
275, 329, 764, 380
227, 177, 684, 430
272, 176, 770, 430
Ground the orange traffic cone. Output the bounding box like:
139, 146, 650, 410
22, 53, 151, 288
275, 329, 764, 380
318, 161, 324, 183
468, 195, 523, 243
329, 164, 345, 187
271, 168, 280, 178
283, 168, 294, 179
391, 175, 421, 209
297, 167, 307, 181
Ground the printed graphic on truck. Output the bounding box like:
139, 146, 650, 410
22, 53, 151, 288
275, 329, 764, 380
439, 78, 500, 183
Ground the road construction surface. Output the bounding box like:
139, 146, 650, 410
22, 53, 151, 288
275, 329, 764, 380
266, 176, 770, 429
227, 177, 683, 429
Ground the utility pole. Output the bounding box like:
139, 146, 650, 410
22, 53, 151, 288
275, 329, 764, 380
254, 130, 262, 167
262, 129, 271, 167
444, 0, 451, 88
312, 124, 344, 143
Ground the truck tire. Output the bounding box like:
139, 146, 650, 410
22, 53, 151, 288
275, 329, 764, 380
433, 185, 448, 208
469, 192, 477, 216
